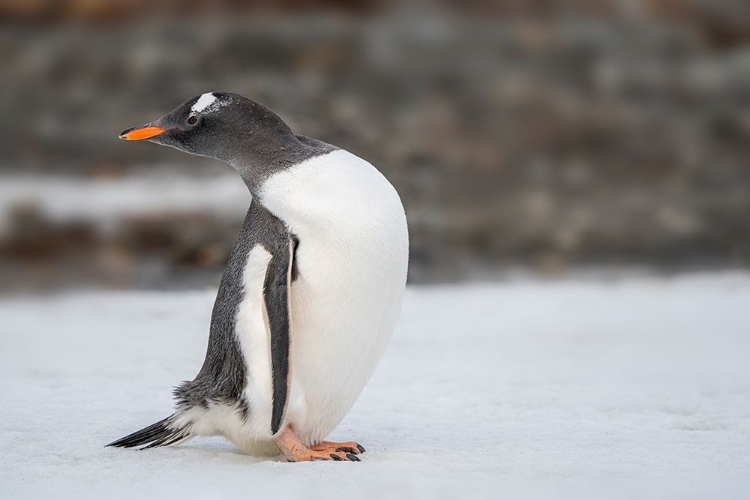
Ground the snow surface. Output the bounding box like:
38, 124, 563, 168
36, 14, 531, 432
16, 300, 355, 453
2, 274, 750, 499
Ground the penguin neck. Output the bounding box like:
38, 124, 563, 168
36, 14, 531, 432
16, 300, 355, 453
226, 132, 303, 196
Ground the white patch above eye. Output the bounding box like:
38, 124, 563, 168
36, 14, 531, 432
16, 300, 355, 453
191, 93, 217, 113
190, 92, 233, 115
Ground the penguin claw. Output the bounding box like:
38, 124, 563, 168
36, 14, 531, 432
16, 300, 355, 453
346, 453, 360, 462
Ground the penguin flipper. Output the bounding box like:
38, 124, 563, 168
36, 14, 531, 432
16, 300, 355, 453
264, 235, 296, 435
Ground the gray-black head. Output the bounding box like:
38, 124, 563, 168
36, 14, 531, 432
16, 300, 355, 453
119, 92, 297, 167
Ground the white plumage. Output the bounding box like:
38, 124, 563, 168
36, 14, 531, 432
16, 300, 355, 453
190, 93, 217, 113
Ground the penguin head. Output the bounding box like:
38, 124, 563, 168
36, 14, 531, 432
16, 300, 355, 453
119, 92, 294, 165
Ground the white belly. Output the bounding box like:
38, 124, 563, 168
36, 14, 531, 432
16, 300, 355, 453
261, 149, 409, 445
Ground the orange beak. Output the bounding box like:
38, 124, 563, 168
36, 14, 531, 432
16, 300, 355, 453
119, 126, 167, 141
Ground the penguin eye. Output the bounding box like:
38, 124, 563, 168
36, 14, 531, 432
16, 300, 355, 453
187, 115, 199, 125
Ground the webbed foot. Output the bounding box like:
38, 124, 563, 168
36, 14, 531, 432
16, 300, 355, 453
274, 427, 362, 462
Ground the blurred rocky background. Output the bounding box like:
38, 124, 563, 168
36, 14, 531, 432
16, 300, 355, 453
1, 0, 749, 291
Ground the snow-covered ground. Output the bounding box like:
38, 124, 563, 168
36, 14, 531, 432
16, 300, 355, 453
2, 274, 750, 499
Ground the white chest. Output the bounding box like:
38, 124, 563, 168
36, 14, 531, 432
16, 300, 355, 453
260, 149, 409, 288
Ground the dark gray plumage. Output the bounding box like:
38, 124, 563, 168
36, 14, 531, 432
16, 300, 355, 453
175, 202, 289, 411
122, 92, 336, 193
263, 234, 294, 435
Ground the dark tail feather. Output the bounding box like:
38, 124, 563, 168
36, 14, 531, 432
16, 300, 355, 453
106, 415, 192, 449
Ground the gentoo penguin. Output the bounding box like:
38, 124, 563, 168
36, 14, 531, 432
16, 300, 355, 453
107, 92, 408, 462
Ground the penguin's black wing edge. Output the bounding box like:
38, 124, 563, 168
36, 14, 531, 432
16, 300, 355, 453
264, 234, 295, 435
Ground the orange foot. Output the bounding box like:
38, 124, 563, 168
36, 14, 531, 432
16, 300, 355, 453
311, 440, 366, 455
274, 426, 362, 462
